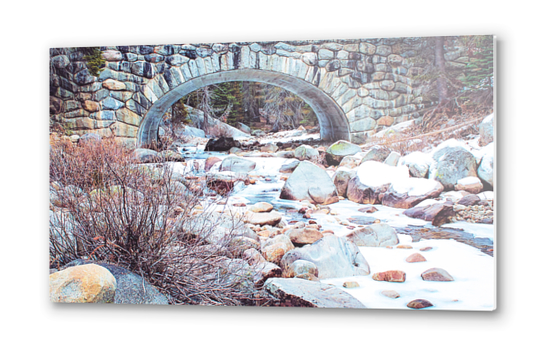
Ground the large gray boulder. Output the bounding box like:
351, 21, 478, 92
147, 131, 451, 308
280, 161, 339, 205
325, 140, 362, 165
429, 145, 478, 190
264, 278, 366, 308
294, 145, 319, 161
219, 156, 256, 173
477, 147, 494, 188
360, 145, 391, 163
345, 223, 399, 247
280, 235, 370, 279
332, 167, 356, 197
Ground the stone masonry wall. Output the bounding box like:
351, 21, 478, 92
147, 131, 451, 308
49, 38, 467, 146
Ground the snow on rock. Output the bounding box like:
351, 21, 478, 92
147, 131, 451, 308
398, 151, 435, 178
382, 177, 444, 209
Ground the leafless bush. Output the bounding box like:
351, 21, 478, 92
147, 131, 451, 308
49, 137, 271, 306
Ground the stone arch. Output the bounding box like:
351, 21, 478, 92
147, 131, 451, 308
137, 69, 350, 147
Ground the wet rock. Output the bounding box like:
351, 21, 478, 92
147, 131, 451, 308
325, 140, 362, 165
382, 178, 444, 209
406, 253, 426, 263
345, 223, 399, 247
204, 137, 239, 152
372, 270, 406, 282
403, 201, 455, 226
50, 264, 117, 303
264, 278, 366, 308
280, 161, 339, 205
407, 299, 433, 309
219, 156, 256, 173
280, 235, 370, 279
421, 268, 454, 281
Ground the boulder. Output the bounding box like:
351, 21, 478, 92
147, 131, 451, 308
60, 260, 168, 304
360, 145, 391, 163
403, 201, 455, 226
279, 159, 300, 173
206, 172, 240, 195
280, 161, 339, 205
479, 113, 494, 146
261, 143, 279, 153
219, 156, 256, 173
245, 211, 283, 226
457, 194, 481, 206
455, 176, 484, 194
264, 278, 366, 308
204, 156, 222, 171
398, 151, 434, 178
261, 234, 294, 264
421, 268, 454, 281
204, 137, 239, 152
339, 155, 363, 169
287, 227, 324, 245
276, 151, 295, 159
50, 264, 117, 303
477, 149, 494, 188
249, 202, 273, 213
346, 161, 409, 204
332, 167, 356, 197
381, 178, 444, 209
429, 145, 478, 190
384, 151, 401, 166
133, 148, 159, 163
179, 126, 206, 138
294, 144, 319, 161
345, 223, 399, 247
325, 140, 362, 165
237, 122, 251, 134
285, 260, 319, 278
280, 235, 370, 279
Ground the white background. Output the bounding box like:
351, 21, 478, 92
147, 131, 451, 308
1, 1, 539, 342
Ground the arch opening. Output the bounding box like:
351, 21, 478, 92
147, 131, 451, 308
137, 69, 350, 147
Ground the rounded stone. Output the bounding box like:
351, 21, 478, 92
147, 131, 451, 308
50, 264, 117, 303
407, 299, 433, 309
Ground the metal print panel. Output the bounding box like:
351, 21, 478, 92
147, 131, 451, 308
49, 35, 495, 310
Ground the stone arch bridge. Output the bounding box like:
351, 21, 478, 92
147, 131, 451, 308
50, 39, 424, 147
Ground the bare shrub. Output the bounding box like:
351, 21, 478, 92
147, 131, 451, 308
49, 138, 271, 306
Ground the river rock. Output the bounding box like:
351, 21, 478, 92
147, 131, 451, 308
245, 210, 282, 226
384, 151, 401, 166
219, 156, 256, 173
279, 159, 300, 173
429, 145, 478, 190
345, 223, 399, 247
237, 122, 251, 134
276, 151, 295, 159
294, 144, 319, 161
421, 268, 454, 281
325, 140, 362, 165
346, 161, 409, 204
61, 260, 169, 304
381, 178, 444, 209
406, 253, 427, 263
479, 113, 494, 146
455, 176, 484, 194
50, 264, 117, 303
280, 161, 339, 205
287, 227, 323, 245
398, 151, 435, 178
360, 145, 391, 163
288, 260, 319, 278
204, 137, 239, 152
261, 234, 294, 264
179, 126, 206, 138
206, 172, 239, 195
249, 202, 273, 213
477, 148, 494, 188
372, 270, 406, 282
280, 235, 370, 279
264, 278, 366, 308
332, 167, 356, 197
381, 290, 401, 298
261, 143, 279, 153
407, 299, 433, 309
339, 155, 363, 169
403, 201, 455, 226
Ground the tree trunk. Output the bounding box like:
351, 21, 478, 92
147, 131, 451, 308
434, 36, 450, 104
